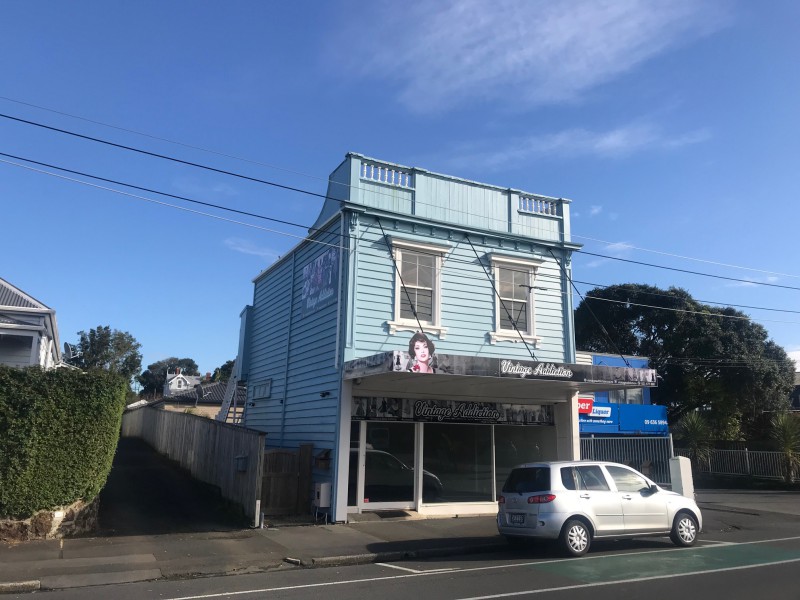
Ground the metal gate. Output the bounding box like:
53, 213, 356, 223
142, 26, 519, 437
580, 435, 674, 486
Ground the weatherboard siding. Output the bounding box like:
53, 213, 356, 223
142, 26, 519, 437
348, 154, 568, 244
245, 221, 343, 449
347, 214, 567, 363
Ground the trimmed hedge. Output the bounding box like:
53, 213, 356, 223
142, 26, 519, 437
0, 366, 126, 518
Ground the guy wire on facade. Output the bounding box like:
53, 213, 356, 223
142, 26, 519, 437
375, 217, 427, 337
546, 247, 632, 369
465, 234, 538, 362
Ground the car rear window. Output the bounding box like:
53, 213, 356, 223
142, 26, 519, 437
502, 467, 550, 493
561, 465, 611, 491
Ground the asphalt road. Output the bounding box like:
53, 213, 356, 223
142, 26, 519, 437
11, 508, 800, 600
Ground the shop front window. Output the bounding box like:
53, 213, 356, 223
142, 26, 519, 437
494, 426, 547, 496
423, 423, 492, 502
350, 422, 416, 505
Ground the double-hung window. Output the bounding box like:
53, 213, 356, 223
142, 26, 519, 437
489, 255, 542, 344
387, 238, 449, 338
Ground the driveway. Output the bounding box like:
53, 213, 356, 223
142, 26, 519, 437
97, 437, 249, 536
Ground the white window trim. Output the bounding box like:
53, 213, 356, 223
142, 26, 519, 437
386, 238, 450, 339
489, 254, 543, 345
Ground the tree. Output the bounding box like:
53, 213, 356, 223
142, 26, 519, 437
674, 412, 712, 472
212, 359, 235, 383
74, 325, 142, 382
137, 357, 199, 398
574, 284, 796, 439
770, 412, 800, 484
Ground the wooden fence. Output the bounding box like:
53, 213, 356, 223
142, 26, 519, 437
121, 407, 266, 525
261, 444, 313, 516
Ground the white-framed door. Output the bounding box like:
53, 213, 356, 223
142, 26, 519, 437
349, 421, 420, 511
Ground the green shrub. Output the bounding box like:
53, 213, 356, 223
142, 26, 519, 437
0, 366, 126, 518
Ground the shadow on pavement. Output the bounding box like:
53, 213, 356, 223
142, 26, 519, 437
96, 437, 249, 536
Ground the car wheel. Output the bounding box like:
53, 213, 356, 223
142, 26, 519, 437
559, 519, 591, 557
670, 511, 698, 547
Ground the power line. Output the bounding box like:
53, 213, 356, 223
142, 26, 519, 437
465, 234, 538, 361
571, 234, 800, 280
7, 155, 800, 376
575, 292, 800, 326
578, 250, 800, 292
567, 277, 800, 316
0, 157, 344, 249
6, 148, 800, 330
3, 107, 798, 286
546, 248, 631, 367
0, 112, 331, 202
0, 150, 343, 239
0, 95, 339, 189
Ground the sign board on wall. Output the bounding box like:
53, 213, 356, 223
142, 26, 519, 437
579, 403, 669, 435
301, 247, 339, 316
344, 350, 658, 386
352, 397, 553, 425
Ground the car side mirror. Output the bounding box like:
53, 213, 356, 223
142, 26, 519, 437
649, 484, 659, 494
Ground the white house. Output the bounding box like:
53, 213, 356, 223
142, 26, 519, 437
163, 368, 203, 397
0, 277, 61, 369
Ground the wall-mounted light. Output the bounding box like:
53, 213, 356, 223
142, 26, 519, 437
320, 391, 331, 398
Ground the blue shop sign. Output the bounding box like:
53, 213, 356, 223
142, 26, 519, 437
580, 403, 668, 435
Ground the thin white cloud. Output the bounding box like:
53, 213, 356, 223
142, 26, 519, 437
580, 241, 633, 268
173, 178, 239, 198
725, 276, 780, 288
337, 0, 730, 113
448, 123, 711, 170
590, 205, 603, 217
605, 242, 634, 256
224, 238, 279, 261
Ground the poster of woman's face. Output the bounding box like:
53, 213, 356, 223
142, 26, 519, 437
407, 332, 436, 374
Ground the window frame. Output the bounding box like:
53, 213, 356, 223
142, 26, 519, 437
489, 254, 543, 345
386, 238, 450, 338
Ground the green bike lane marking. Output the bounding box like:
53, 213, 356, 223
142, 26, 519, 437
530, 542, 800, 584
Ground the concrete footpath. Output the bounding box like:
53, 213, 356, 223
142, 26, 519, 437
2, 489, 800, 593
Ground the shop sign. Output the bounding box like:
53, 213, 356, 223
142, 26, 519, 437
577, 398, 594, 414
301, 247, 339, 316
352, 396, 553, 425
342, 345, 657, 387
500, 360, 573, 379
588, 405, 612, 418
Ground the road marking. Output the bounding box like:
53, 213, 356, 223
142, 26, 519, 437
454, 557, 800, 599
161, 534, 800, 600
376, 562, 457, 574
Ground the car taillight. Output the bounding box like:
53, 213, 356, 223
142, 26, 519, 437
528, 494, 556, 504
498, 495, 505, 504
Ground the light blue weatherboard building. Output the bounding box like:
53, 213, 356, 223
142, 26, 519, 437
236, 153, 656, 522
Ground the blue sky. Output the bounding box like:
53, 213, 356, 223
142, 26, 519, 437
2, 1, 799, 377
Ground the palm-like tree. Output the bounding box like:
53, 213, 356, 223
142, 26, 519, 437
770, 412, 800, 484
676, 412, 712, 473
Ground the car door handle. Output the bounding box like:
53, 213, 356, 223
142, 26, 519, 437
621, 494, 633, 500
580, 493, 591, 499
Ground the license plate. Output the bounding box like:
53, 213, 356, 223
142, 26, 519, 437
510, 513, 525, 525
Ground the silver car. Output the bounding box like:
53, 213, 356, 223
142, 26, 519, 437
497, 460, 702, 556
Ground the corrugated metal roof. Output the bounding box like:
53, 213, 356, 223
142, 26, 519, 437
0, 278, 47, 309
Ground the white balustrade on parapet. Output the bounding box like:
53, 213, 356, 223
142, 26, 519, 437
361, 162, 412, 188
519, 196, 559, 216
